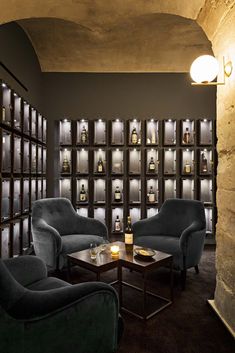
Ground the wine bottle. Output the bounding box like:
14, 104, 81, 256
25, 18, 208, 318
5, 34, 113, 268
61, 155, 70, 173
114, 215, 121, 232
79, 184, 87, 202
201, 152, 208, 173
81, 125, 88, 143
148, 186, 156, 203
97, 156, 104, 173
184, 160, 191, 174
125, 216, 133, 252
149, 157, 156, 172
131, 127, 138, 144
183, 127, 191, 144
114, 185, 121, 202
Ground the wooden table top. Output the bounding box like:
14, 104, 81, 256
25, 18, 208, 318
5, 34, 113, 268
68, 241, 172, 272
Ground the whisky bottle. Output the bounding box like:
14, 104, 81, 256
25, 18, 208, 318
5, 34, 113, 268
81, 125, 88, 143
114, 215, 121, 232
131, 127, 138, 144
201, 153, 208, 173
79, 184, 87, 202
149, 157, 156, 172
184, 160, 191, 174
148, 186, 156, 203
125, 216, 133, 252
61, 155, 70, 173
183, 127, 191, 144
114, 186, 122, 202
97, 156, 104, 173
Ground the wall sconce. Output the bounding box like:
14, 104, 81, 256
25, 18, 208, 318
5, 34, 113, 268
190, 55, 233, 85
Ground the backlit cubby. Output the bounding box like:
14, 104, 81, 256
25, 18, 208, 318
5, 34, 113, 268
111, 119, 124, 145
200, 178, 213, 204
129, 207, 141, 224
164, 149, 176, 175
94, 119, 106, 145
23, 102, 30, 135
164, 119, 176, 145
42, 117, 47, 143
0, 224, 10, 259
23, 139, 30, 173
1, 129, 11, 173
31, 143, 37, 174
76, 207, 89, 218
42, 147, 47, 174
199, 149, 213, 175
12, 220, 21, 256
76, 148, 89, 174
77, 119, 89, 145
147, 207, 158, 218
111, 149, 124, 174
60, 148, 72, 175
129, 148, 141, 174
1, 83, 12, 125
31, 108, 37, 139
93, 149, 106, 174
129, 119, 141, 145
163, 178, 176, 200
76, 178, 89, 204
13, 93, 22, 131
199, 119, 213, 145
146, 148, 159, 175
42, 178, 47, 198
37, 178, 43, 200
13, 179, 21, 215
146, 179, 158, 204
38, 114, 43, 141
181, 178, 195, 200
205, 207, 213, 235
31, 178, 37, 203
59, 178, 71, 200
22, 216, 30, 252
13, 135, 21, 173
60, 119, 72, 145
129, 178, 141, 204
94, 179, 106, 204
112, 207, 124, 233
181, 119, 195, 145
22, 178, 30, 212
1, 178, 10, 220
146, 119, 158, 145
181, 149, 194, 175
111, 179, 123, 204
93, 207, 106, 224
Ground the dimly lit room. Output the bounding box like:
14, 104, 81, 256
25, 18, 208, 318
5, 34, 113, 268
0, 1, 234, 353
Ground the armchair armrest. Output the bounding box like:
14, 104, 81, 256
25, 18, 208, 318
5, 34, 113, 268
73, 213, 108, 240
32, 218, 62, 268
179, 221, 205, 255
3, 256, 47, 287
8, 282, 118, 321
133, 213, 166, 238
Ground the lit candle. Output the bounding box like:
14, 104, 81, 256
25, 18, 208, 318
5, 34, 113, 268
111, 245, 119, 257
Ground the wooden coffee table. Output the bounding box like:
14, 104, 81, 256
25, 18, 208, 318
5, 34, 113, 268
67, 241, 173, 320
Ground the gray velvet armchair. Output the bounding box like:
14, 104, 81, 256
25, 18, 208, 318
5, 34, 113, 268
32, 198, 108, 270
133, 199, 206, 288
0, 255, 122, 353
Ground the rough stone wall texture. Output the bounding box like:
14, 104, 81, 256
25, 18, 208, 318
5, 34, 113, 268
206, 4, 235, 333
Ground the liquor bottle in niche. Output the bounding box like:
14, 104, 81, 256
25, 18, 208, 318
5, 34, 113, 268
79, 184, 87, 202
149, 157, 156, 172
61, 155, 70, 173
131, 127, 138, 144
114, 186, 122, 202
183, 127, 191, 144
147, 186, 156, 203
184, 160, 191, 174
125, 216, 133, 252
97, 156, 104, 173
201, 152, 208, 173
81, 125, 88, 143
114, 215, 121, 232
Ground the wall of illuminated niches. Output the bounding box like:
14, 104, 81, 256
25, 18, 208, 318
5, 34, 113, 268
57, 117, 216, 243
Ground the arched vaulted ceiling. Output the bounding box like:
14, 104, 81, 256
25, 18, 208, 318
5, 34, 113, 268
1, 0, 232, 72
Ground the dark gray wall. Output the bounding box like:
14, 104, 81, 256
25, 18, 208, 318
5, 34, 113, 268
0, 22, 42, 110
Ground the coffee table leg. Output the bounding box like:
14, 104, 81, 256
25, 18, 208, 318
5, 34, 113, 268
143, 272, 147, 320
118, 264, 122, 308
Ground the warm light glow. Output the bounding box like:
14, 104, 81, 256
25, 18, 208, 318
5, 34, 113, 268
116, 118, 119, 122
190, 55, 219, 83
98, 118, 102, 122
168, 119, 172, 122
133, 119, 137, 122
2, 83, 6, 87
111, 245, 119, 256
150, 119, 154, 122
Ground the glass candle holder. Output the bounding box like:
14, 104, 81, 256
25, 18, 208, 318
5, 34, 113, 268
111, 245, 119, 257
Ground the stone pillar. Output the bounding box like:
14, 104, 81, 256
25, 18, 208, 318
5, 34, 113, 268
210, 7, 235, 335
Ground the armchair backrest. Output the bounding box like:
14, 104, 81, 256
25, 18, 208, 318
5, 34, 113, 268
32, 198, 78, 236
159, 199, 206, 237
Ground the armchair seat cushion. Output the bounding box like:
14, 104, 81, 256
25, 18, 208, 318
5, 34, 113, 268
61, 234, 106, 254
27, 277, 71, 291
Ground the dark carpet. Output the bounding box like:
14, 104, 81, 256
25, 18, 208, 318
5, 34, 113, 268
58, 246, 235, 353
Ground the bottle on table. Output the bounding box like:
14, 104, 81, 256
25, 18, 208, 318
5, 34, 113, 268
125, 216, 133, 253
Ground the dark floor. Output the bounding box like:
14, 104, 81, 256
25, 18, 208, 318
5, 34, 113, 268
58, 247, 235, 353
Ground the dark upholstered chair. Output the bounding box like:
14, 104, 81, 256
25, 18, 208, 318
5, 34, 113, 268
133, 199, 206, 288
0, 255, 122, 353
32, 198, 108, 270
